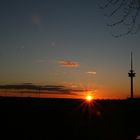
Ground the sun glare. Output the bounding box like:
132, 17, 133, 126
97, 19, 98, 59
86, 95, 93, 102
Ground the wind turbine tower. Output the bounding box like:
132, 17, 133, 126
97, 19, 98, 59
128, 52, 136, 99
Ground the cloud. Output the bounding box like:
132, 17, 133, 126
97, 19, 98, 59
86, 71, 97, 75
58, 60, 80, 67
20, 45, 25, 49
36, 59, 46, 63
63, 82, 78, 88
0, 84, 98, 98
51, 42, 56, 47
0, 84, 77, 95
32, 15, 41, 25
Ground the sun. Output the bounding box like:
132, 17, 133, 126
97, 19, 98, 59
86, 95, 93, 102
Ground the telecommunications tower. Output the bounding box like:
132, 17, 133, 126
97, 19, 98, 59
128, 52, 136, 99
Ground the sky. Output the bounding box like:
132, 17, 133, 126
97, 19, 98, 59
0, 0, 140, 99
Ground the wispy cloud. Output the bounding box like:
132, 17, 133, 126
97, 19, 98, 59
36, 59, 46, 63
51, 42, 56, 47
20, 45, 25, 49
0, 84, 76, 95
0, 83, 99, 98
58, 60, 80, 67
86, 71, 97, 75
63, 82, 78, 88
32, 15, 41, 25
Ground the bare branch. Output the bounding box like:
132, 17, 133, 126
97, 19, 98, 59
109, 0, 127, 17
101, 0, 140, 36
99, 0, 114, 9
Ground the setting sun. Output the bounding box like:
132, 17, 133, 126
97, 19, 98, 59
86, 95, 93, 102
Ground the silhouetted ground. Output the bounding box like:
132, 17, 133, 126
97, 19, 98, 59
0, 97, 140, 140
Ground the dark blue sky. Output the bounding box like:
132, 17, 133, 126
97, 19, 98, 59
0, 0, 140, 99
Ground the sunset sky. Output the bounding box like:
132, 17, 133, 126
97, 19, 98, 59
0, 0, 140, 99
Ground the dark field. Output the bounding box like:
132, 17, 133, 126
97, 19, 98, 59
0, 97, 140, 140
